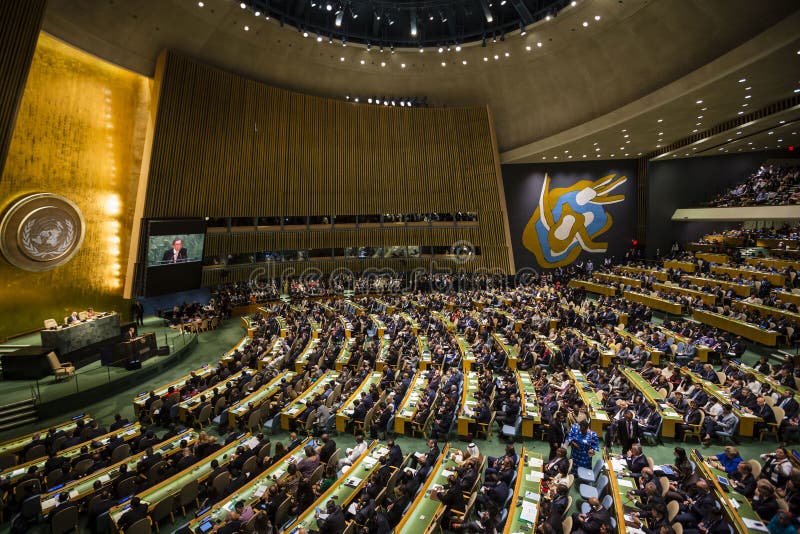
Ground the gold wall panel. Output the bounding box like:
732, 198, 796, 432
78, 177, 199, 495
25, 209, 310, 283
0, 33, 150, 340
145, 52, 510, 276
0, 0, 46, 180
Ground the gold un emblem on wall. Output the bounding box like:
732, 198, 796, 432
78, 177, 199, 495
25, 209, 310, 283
0, 193, 85, 271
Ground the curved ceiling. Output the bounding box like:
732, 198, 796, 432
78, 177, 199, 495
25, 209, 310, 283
247, 0, 568, 48
42, 0, 800, 154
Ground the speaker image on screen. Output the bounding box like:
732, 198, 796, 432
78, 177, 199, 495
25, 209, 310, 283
143, 219, 206, 297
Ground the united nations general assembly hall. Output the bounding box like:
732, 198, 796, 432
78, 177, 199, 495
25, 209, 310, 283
0, 1, 800, 533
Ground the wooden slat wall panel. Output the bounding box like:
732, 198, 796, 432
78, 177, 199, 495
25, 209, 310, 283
145, 51, 510, 273
0, 0, 47, 181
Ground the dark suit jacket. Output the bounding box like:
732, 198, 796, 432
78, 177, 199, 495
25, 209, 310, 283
547, 421, 567, 447
581, 506, 612, 533
118, 503, 149, 531
318, 507, 346, 534
626, 454, 648, 474
161, 248, 188, 263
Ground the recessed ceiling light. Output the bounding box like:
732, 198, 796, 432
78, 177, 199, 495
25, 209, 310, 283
494, 54, 499, 60
542, 156, 547, 160
525, 46, 531, 51
240, 2, 246, 8
745, 95, 751, 99
243, 25, 249, 31
455, 45, 462, 52
768, 131, 774, 135
594, 15, 601, 21
303, 31, 309, 37
198, 1, 204, 6
317, 36, 323, 42
360, 60, 365, 65
255, 11, 260, 16
582, 21, 588, 27
441, 62, 446, 67
697, 115, 703, 119
401, 63, 406, 68
692, 129, 698, 133
462, 60, 467, 65
738, 78, 746, 83
571, 1, 577, 6
696, 100, 703, 104
658, 132, 663, 135
657, 119, 663, 123
795, 89, 800, 94
780, 120, 786, 124
340, 57, 345, 61
537, 42, 542, 47
593, 142, 598, 146
595, 148, 600, 151
582, 155, 587, 158
380, 61, 386, 67
738, 111, 744, 115
736, 131, 742, 134
483, 57, 488, 61
696, 123, 701, 126
504, 52, 510, 57
564, 150, 569, 153
621, 129, 627, 132
624, 134, 629, 138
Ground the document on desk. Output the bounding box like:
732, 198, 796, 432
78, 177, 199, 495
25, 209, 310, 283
617, 478, 634, 488
520, 501, 538, 523
525, 471, 543, 482
742, 518, 769, 532
528, 457, 544, 467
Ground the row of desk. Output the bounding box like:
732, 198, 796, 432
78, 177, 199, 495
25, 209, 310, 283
692, 309, 779, 346
567, 278, 618, 296
652, 282, 718, 306
0, 413, 92, 458
620, 368, 682, 438
682, 274, 752, 297
622, 290, 684, 315
710, 265, 786, 286
593, 272, 643, 288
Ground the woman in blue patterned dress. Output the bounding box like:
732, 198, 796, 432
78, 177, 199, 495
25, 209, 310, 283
568, 420, 599, 471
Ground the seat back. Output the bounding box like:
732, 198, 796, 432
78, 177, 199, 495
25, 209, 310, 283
126, 517, 152, 534
601, 494, 613, 510
24, 443, 46, 461
78, 311, 89, 321
273, 496, 292, 528
242, 455, 258, 476
111, 443, 131, 463
46, 352, 63, 371
747, 459, 762, 478
593, 457, 604, 479
178, 479, 199, 507
667, 499, 680, 521
596, 474, 609, 495
44, 318, 58, 329
196, 405, 213, 426
212, 472, 231, 497
51, 504, 79, 534
150, 496, 175, 522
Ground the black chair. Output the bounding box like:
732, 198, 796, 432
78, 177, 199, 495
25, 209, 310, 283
50, 504, 79, 534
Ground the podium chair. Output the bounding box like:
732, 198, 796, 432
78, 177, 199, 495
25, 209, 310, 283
43, 318, 58, 329
46, 352, 75, 381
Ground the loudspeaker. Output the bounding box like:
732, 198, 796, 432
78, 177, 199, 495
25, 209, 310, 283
126, 359, 142, 370
157, 346, 170, 356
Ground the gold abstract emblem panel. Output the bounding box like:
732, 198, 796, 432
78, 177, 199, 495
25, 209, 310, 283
521, 173, 627, 268
0, 192, 85, 271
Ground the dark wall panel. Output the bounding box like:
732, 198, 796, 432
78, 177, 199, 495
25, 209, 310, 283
0, 0, 47, 180
502, 161, 637, 270
646, 151, 800, 255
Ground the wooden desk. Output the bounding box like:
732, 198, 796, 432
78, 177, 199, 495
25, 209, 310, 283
108, 431, 211, 526
664, 259, 696, 272
567, 369, 610, 434
178, 370, 244, 423
692, 309, 778, 346
732, 299, 800, 324
457, 372, 480, 438
395, 445, 454, 534
652, 282, 717, 306
0, 423, 141, 487
655, 325, 711, 362
280, 371, 340, 430
189, 438, 311, 532
228, 370, 293, 428
682, 275, 751, 297
711, 265, 785, 287
394, 372, 423, 435
606, 452, 632, 534
616, 265, 670, 281
456, 334, 476, 372
257, 339, 285, 371
334, 338, 356, 371
134, 365, 216, 415
696, 252, 729, 264
375, 335, 392, 371
294, 337, 323, 373
493, 333, 518, 370
774, 290, 800, 306
0, 413, 91, 458
286, 441, 381, 532
730, 361, 792, 397
517, 371, 540, 438
615, 328, 665, 365
431, 310, 456, 332
219, 336, 250, 367
568, 278, 618, 296
503, 448, 544, 534
692, 450, 766, 533
336, 372, 382, 432
623, 290, 683, 315
45, 430, 197, 517
567, 328, 615, 367
620, 368, 682, 438
594, 272, 643, 288
675, 368, 761, 437
747, 257, 800, 270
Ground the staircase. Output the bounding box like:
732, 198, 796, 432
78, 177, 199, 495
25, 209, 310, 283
0, 396, 38, 433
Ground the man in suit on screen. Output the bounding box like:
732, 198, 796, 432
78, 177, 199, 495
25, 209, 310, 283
161, 238, 188, 264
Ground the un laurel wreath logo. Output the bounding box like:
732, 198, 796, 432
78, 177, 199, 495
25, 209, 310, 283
0, 193, 85, 271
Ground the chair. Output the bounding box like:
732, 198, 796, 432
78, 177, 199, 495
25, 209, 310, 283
327, 448, 341, 471
667, 500, 680, 522
747, 459, 762, 478
581, 494, 608, 514
241, 455, 258, 476
563, 495, 574, 519
475, 412, 495, 439
177, 480, 199, 516
210, 471, 231, 500
303, 409, 318, 436
760, 406, 784, 442
309, 464, 325, 485
148, 461, 166, 484
116, 476, 137, 498
44, 318, 58, 329
562, 516, 573, 534
672, 523, 683, 534
714, 416, 739, 445
149, 496, 175, 532
145, 400, 163, 425
273, 496, 292, 530
46, 468, 65, 489
24, 444, 46, 461
50, 503, 79, 534
642, 418, 663, 445
111, 444, 131, 463
579, 474, 608, 500
257, 442, 272, 462
577, 458, 604, 484
195, 405, 213, 429
96, 511, 111, 534
500, 415, 522, 440
20, 494, 42, 523
72, 458, 94, 478
46, 352, 75, 381
124, 517, 152, 534
683, 410, 705, 443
